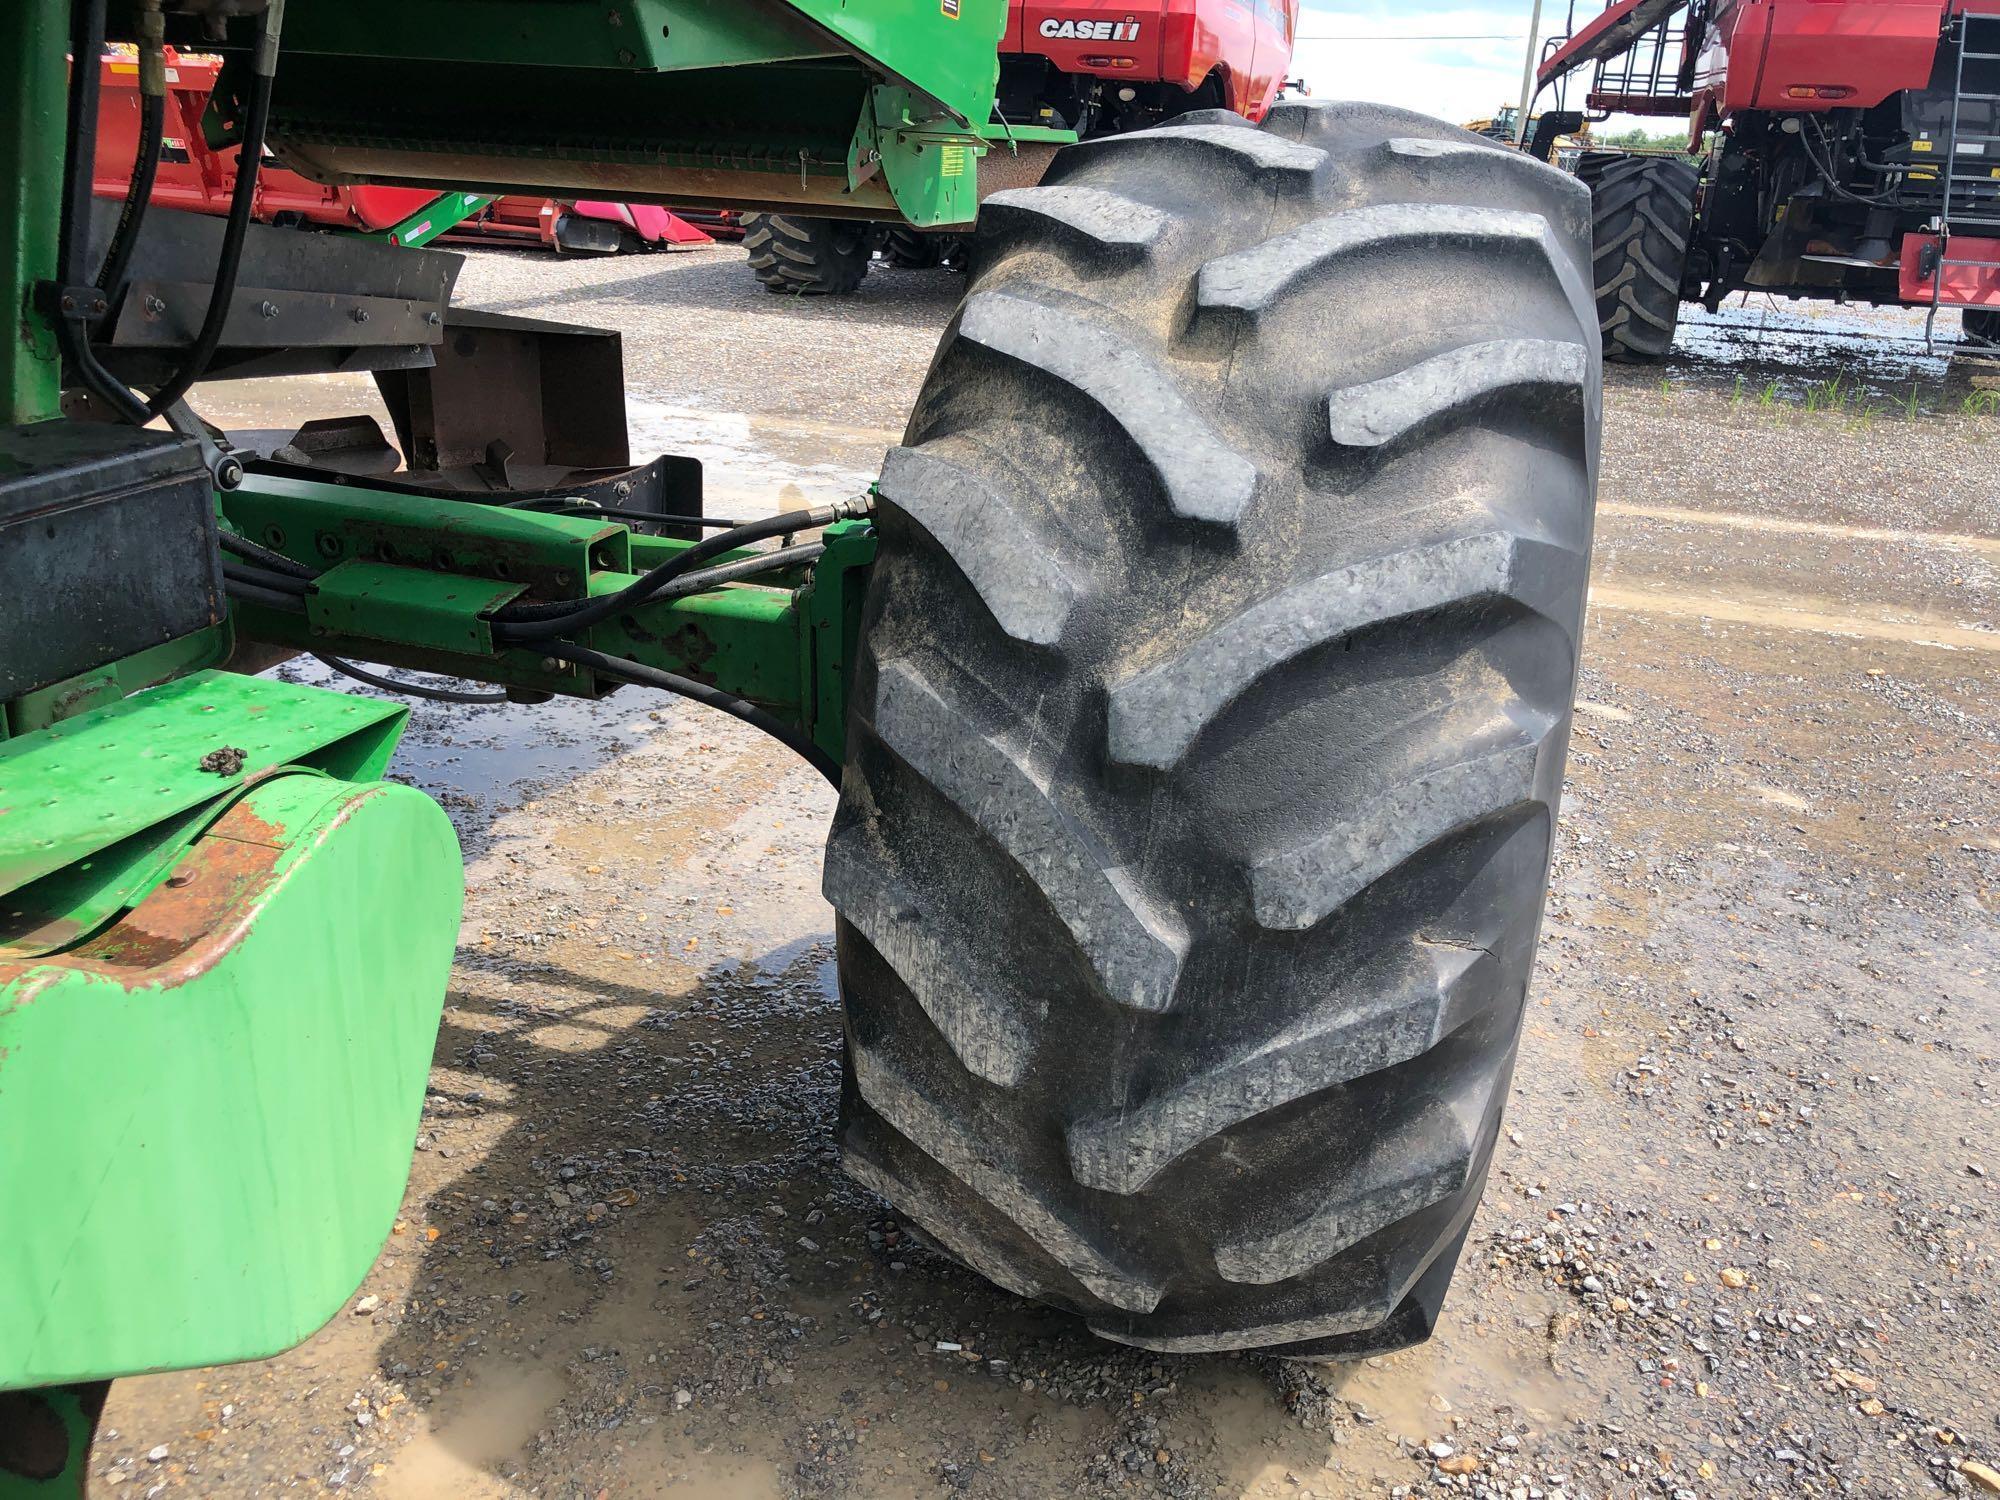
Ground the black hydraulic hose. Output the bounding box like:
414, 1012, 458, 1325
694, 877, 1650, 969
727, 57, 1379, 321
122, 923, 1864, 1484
314, 654, 509, 705
222, 576, 307, 613
542, 641, 841, 786
650, 542, 825, 600
222, 559, 308, 595
144, 0, 285, 418
493, 498, 868, 641
1799, 118, 1902, 208
54, 0, 152, 425
219, 529, 316, 578
503, 497, 754, 530
69, 332, 149, 422
96, 80, 162, 301
56, 0, 106, 298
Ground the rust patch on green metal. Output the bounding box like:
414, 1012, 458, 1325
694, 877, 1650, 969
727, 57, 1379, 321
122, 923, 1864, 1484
61, 837, 279, 980
4, 793, 321, 990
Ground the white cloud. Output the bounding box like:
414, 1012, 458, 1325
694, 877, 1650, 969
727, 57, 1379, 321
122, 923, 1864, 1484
1289, 5, 1538, 128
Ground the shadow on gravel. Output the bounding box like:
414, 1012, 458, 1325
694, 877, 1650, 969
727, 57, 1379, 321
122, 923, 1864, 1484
368, 938, 1340, 1496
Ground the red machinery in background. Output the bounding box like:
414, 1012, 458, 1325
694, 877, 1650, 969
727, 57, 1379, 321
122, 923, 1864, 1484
741, 0, 1300, 293
444, 195, 720, 254
1535, 0, 2000, 358
997, 0, 1296, 130
92, 48, 714, 253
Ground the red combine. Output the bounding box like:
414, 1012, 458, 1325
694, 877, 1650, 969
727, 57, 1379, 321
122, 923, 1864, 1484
1535, 0, 2000, 358
997, 0, 1297, 130
92, 49, 711, 254
741, 0, 1299, 293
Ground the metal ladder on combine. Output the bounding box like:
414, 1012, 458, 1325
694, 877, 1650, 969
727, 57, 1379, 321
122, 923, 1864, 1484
1536, 0, 1696, 119
1586, 3, 1692, 115
1926, 8, 2000, 348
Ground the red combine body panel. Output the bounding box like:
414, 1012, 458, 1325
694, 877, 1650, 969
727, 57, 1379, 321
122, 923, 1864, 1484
1537, 0, 2000, 354
1008, 1, 1295, 122
1691, 0, 1951, 126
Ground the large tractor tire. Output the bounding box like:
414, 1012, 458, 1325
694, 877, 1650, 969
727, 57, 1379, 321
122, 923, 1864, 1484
741, 213, 872, 295
826, 101, 1599, 1357
1581, 154, 1696, 362
1964, 308, 2000, 346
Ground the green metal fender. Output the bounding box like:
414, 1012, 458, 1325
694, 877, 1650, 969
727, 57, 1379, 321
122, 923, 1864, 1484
0, 684, 462, 1392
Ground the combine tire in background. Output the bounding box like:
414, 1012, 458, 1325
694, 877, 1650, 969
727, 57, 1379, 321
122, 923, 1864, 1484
1578, 153, 1696, 362
882, 227, 948, 269
741, 213, 873, 295
1964, 308, 2000, 347
827, 101, 1599, 1356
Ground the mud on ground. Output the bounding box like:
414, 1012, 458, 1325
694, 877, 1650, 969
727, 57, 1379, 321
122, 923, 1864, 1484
97, 247, 2000, 1499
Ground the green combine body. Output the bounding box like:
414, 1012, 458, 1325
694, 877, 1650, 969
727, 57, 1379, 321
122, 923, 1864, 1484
2, 0, 1604, 1489
255, 0, 1011, 228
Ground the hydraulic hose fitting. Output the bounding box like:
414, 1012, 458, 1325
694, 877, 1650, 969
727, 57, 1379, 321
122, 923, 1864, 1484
137, 0, 167, 98
254, 0, 287, 77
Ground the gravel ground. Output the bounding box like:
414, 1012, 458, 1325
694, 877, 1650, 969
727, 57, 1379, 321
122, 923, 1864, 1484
94, 242, 2000, 1499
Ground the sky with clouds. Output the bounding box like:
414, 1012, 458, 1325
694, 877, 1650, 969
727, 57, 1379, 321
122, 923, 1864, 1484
1288, 0, 1593, 129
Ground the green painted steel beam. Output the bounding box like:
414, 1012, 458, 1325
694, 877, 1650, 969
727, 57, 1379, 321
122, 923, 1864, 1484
1, 0, 66, 425
583, 571, 806, 711
978, 122, 1080, 144
221, 473, 630, 585
218, 474, 877, 762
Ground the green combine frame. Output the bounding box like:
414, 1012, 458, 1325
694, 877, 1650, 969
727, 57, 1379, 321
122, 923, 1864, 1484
2, 0, 1604, 1489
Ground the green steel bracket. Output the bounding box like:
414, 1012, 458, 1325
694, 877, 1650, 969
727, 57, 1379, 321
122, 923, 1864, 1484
978, 121, 1080, 146
800, 518, 877, 766
1, 671, 460, 1395
2, 624, 232, 740
851, 85, 988, 227
372, 190, 496, 248
306, 559, 525, 655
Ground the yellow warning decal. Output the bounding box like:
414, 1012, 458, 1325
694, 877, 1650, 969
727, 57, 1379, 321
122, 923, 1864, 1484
941, 144, 968, 178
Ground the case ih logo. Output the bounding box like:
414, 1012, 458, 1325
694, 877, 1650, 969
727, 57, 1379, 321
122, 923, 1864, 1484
1040, 17, 1143, 41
